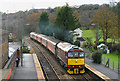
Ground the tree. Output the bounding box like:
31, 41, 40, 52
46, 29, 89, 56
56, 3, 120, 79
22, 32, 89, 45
118, 2, 120, 42
78, 4, 99, 27
92, 5, 118, 43
38, 12, 49, 34
55, 4, 79, 30
49, 13, 56, 24
53, 27, 74, 43
24, 13, 41, 34
73, 10, 81, 27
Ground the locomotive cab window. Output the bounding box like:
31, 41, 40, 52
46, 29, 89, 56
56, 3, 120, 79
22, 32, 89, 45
79, 52, 84, 57
68, 52, 73, 58
74, 52, 79, 58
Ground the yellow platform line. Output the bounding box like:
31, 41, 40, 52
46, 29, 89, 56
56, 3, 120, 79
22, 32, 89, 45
32, 54, 45, 80
85, 64, 112, 81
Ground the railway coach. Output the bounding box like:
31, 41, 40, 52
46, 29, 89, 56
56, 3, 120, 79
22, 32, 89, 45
30, 32, 85, 74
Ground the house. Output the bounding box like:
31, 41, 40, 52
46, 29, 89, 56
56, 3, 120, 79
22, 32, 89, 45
73, 28, 85, 47
74, 28, 83, 37
77, 37, 85, 47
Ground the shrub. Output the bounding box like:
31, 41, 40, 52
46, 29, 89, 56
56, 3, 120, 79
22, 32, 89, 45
92, 51, 102, 64
93, 44, 97, 50
108, 44, 120, 53
74, 40, 80, 47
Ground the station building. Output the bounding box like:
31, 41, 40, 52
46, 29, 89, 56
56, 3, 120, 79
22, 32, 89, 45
0, 29, 8, 69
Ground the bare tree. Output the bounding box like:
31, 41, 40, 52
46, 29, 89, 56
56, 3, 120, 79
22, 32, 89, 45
92, 5, 118, 43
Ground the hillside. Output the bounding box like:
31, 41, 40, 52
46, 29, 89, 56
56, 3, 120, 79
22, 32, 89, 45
2, 4, 115, 41
1, 4, 100, 30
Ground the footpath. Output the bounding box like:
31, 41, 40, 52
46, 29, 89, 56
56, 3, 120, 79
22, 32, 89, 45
85, 57, 119, 80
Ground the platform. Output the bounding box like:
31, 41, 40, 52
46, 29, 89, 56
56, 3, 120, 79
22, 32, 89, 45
13, 53, 45, 81
85, 57, 119, 80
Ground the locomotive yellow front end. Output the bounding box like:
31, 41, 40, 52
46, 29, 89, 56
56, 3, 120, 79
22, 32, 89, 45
67, 50, 85, 74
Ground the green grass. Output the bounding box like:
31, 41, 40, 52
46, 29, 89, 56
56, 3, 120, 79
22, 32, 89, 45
82, 30, 119, 68
102, 53, 119, 69
82, 30, 102, 43
82, 30, 119, 44
82, 30, 95, 38
107, 38, 119, 44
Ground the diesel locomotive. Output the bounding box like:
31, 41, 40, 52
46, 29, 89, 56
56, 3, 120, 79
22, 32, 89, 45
30, 32, 85, 74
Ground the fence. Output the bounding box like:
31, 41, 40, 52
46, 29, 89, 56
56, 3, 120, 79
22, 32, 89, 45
3, 48, 21, 80
84, 48, 120, 73
102, 56, 120, 73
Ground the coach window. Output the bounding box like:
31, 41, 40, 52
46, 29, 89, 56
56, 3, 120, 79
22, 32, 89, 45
68, 52, 73, 58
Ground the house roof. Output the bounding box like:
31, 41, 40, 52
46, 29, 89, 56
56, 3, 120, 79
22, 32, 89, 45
77, 37, 85, 41
74, 28, 82, 32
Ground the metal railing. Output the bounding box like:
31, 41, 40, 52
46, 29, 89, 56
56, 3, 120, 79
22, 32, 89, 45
3, 48, 21, 79
4, 51, 17, 69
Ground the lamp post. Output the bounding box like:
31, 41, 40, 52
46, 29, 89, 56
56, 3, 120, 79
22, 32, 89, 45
21, 25, 23, 66
91, 23, 99, 52
21, 24, 30, 66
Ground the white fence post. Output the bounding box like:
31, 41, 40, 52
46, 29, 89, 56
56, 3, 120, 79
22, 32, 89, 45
118, 62, 119, 73
113, 61, 114, 70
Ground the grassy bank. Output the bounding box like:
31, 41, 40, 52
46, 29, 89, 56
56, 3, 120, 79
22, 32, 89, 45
102, 53, 119, 69
82, 30, 119, 44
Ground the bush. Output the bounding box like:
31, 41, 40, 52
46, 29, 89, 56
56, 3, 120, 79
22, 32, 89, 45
92, 51, 102, 64
74, 40, 80, 47
93, 44, 97, 50
111, 44, 120, 53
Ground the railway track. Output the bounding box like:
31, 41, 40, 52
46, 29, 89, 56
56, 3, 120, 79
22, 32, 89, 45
26, 38, 59, 81
25, 37, 98, 81
26, 38, 74, 81
71, 73, 95, 81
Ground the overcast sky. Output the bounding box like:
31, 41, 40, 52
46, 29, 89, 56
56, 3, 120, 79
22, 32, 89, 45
0, 0, 119, 13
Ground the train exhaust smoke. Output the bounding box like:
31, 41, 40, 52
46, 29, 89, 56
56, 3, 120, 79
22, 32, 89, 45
38, 23, 74, 44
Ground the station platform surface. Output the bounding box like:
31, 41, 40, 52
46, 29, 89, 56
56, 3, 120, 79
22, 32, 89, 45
13, 54, 39, 80
85, 57, 119, 80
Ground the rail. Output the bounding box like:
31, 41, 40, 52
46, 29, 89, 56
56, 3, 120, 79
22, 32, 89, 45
27, 37, 108, 81
26, 39, 60, 81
